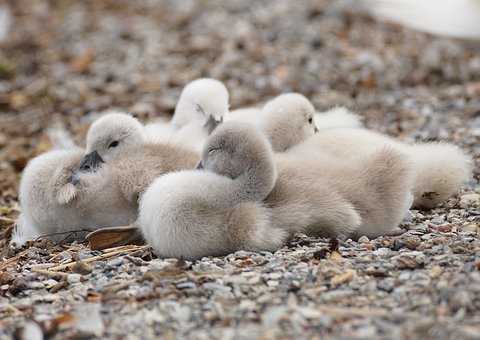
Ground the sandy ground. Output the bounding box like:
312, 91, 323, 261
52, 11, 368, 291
0, 1, 479, 339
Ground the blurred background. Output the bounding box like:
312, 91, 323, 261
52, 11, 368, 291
0, 0, 479, 208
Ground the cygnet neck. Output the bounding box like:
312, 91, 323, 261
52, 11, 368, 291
229, 147, 277, 204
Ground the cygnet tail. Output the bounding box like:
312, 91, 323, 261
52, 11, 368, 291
407, 143, 472, 209
357, 0, 480, 40
314, 107, 363, 131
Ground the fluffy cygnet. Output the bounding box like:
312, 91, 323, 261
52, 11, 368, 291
138, 122, 289, 260
227, 95, 362, 151
260, 93, 318, 152
12, 149, 137, 247
145, 78, 228, 149
287, 128, 472, 209
82, 112, 199, 202
170, 78, 229, 130
269, 144, 414, 239
85, 112, 146, 163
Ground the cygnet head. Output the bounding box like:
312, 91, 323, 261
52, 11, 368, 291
172, 78, 229, 128
261, 93, 318, 152
84, 112, 145, 166
198, 121, 277, 201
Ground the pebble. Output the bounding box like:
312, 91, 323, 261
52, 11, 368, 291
459, 194, 480, 208
358, 236, 370, 243
67, 274, 82, 284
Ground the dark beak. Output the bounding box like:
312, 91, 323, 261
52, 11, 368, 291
314, 125, 319, 133
69, 171, 80, 185
79, 150, 104, 172
196, 160, 204, 170
204, 114, 223, 135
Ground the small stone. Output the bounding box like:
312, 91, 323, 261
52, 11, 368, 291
459, 193, 480, 208
331, 270, 355, 287
14, 321, 43, 340
377, 278, 395, 292
430, 215, 445, 224
392, 252, 425, 270
0, 271, 14, 284
373, 248, 390, 257
67, 274, 82, 284
462, 223, 479, 233
358, 236, 370, 243
176, 282, 196, 290
72, 261, 93, 275
9, 277, 28, 295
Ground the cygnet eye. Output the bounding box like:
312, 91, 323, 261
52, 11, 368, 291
308, 117, 313, 124
108, 140, 120, 149
208, 148, 218, 155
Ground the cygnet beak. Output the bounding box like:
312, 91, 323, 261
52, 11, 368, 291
314, 125, 319, 133
204, 114, 223, 135
69, 171, 81, 185
79, 150, 104, 173
196, 160, 204, 170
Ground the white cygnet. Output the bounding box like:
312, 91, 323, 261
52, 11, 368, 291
170, 78, 229, 130
287, 128, 472, 209
145, 78, 229, 150
82, 112, 199, 202
138, 122, 289, 260
227, 95, 362, 152
12, 149, 137, 247
260, 93, 318, 152
270, 143, 414, 239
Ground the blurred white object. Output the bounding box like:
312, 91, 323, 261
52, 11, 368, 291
359, 0, 480, 39
0, 5, 12, 42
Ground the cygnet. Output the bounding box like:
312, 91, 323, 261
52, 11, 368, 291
12, 149, 137, 247
145, 78, 228, 150
287, 128, 472, 209
259, 93, 318, 152
138, 122, 289, 259
170, 78, 229, 129
269, 143, 414, 239
82, 112, 199, 202
227, 95, 362, 151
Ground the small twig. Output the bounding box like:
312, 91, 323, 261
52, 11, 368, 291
315, 305, 389, 318
0, 249, 30, 271
31, 268, 69, 279
47, 245, 150, 272
0, 216, 15, 224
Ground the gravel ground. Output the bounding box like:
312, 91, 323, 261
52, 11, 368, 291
1, 1, 480, 339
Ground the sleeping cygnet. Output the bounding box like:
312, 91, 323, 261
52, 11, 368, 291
11, 149, 137, 247
145, 78, 228, 150
287, 128, 472, 209
138, 122, 289, 260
